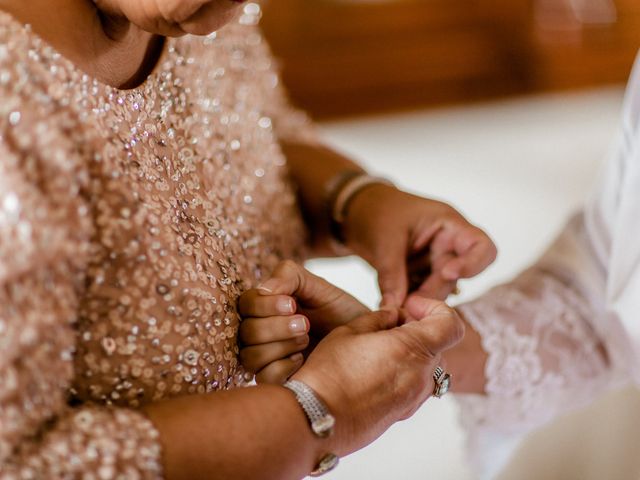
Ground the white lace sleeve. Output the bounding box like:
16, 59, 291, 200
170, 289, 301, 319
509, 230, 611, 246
458, 265, 609, 427
455, 263, 611, 476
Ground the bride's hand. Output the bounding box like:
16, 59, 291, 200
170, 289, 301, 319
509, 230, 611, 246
342, 184, 497, 305
238, 260, 369, 384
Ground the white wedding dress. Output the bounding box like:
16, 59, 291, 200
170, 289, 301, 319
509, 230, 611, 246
456, 53, 640, 478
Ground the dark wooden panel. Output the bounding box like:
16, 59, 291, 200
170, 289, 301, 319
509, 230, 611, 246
261, 0, 640, 118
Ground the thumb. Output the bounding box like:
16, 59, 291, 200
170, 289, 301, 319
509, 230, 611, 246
348, 307, 400, 334
256, 260, 346, 309
256, 260, 316, 297
399, 297, 464, 355
376, 237, 409, 308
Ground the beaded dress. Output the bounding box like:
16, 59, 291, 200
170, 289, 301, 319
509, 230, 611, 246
0, 4, 312, 478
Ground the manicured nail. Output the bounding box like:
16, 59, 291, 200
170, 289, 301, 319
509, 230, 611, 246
277, 297, 296, 314
290, 353, 304, 363
257, 278, 279, 294
288, 315, 308, 335
442, 265, 460, 280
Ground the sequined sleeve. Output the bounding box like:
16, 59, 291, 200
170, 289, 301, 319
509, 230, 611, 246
266, 76, 320, 146
0, 90, 163, 479
454, 214, 612, 476
245, 6, 320, 145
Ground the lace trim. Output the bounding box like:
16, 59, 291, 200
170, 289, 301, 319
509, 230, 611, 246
457, 267, 609, 434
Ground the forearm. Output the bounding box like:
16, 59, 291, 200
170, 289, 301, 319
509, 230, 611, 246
143, 384, 329, 480
281, 140, 364, 256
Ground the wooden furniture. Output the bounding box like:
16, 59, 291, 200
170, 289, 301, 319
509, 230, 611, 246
260, 0, 640, 118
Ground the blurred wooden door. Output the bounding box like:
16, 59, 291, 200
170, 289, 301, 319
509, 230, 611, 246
260, 0, 640, 118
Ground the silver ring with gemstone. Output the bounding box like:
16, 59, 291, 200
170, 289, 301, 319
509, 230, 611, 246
432, 366, 451, 398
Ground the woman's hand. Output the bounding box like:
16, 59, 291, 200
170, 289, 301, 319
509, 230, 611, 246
406, 297, 489, 395
293, 298, 465, 456
145, 295, 464, 479
343, 184, 497, 306
239, 261, 369, 384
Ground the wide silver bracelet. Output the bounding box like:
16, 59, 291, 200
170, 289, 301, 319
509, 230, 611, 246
283, 380, 339, 476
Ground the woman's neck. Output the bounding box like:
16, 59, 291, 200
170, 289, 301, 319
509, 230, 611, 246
0, 0, 162, 89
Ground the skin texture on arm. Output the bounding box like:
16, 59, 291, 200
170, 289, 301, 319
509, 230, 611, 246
142, 385, 327, 480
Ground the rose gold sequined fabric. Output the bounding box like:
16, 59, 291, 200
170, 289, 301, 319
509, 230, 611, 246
0, 3, 311, 478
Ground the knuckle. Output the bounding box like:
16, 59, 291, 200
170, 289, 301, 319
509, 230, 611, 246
430, 201, 459, 220
441, 205, 460, 219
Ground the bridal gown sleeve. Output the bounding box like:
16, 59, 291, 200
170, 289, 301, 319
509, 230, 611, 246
456, 215, 610, 447
455, 67, 639, 474
0, 88, 163, 479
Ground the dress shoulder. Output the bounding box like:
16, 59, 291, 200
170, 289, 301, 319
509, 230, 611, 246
0, 11, 93, 283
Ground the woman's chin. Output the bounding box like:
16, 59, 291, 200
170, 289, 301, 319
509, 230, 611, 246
120, 0, 243, 37
178, 4, 241, 36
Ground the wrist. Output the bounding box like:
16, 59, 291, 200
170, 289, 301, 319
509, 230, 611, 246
290, 368, 352, 456
283, 379, 342, 476
443, 308, 488, 394
341, 182, 398, 248
326, 172, 396, 249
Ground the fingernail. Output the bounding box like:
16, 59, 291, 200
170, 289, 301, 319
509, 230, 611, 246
288, 315, 308, 335
277, 297, 296, 314
442, 265, 460, 280
257, 278, 279, 294
290, 353, 304, 363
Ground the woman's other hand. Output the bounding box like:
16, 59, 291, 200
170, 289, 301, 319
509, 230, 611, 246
293, 297, 465, 456
146, 296, 464, 479
343, 184, 497, 306
238, 260, 369, 384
